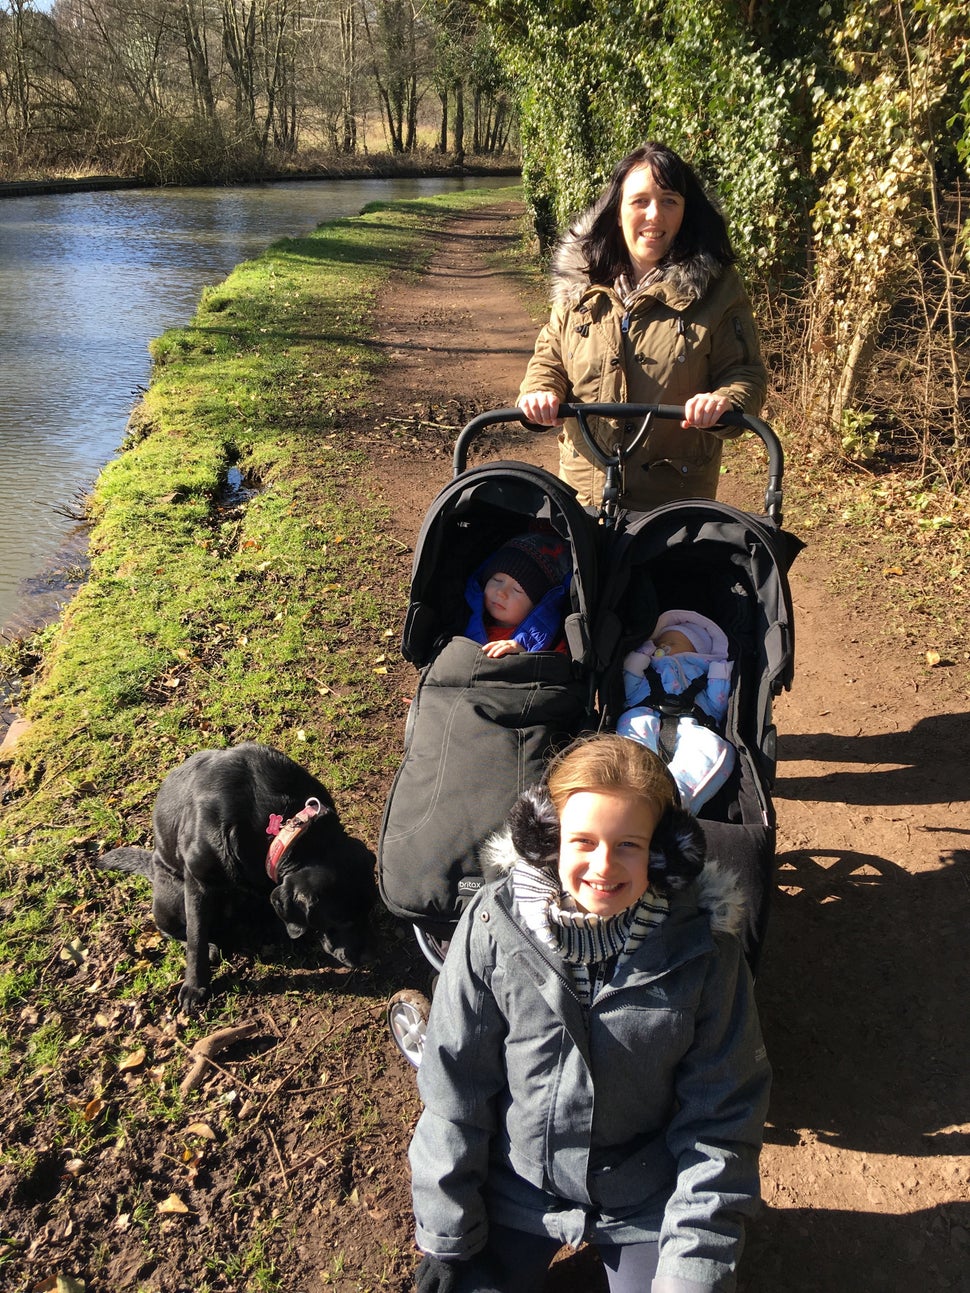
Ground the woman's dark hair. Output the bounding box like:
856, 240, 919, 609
581, 142, 735, 285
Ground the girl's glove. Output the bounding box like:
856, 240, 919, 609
414, 1252, 502, 1293
415, 1255, 461, 1293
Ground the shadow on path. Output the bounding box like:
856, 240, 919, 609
777, 711, 970, 805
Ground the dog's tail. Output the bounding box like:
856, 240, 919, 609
94, 846, 155, 878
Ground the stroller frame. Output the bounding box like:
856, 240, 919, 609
384, 403, 797, 1066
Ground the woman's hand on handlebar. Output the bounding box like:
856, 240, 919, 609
682, 393, 732, 429
519, 391, 563, 427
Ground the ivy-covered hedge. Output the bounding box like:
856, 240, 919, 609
478, 0, 970, 472
479, 0, 826, 276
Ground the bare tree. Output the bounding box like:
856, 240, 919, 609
360, 0, 428, 152
179, 0, 217, 120
338, 0, 357, 152
222, 0, 258, 138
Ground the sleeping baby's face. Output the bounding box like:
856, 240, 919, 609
484, 572, 535, 627
653, 629, 695, 658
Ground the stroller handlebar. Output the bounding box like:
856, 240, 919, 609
452, 403, 785, 524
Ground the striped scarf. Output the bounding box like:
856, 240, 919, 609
615, 267, 663, 308
511, 863, 669, 1010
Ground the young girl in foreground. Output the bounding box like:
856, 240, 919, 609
409, 734, 770, 1293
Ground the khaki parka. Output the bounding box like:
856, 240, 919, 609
519, 232, 768, 510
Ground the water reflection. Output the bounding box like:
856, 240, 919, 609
0, 176, 514, 632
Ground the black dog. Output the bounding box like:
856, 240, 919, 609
96, 742, 377, 1011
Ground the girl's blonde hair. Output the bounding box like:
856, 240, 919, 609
545, 733, 676, 816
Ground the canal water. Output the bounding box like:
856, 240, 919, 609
0, 175, 513, 635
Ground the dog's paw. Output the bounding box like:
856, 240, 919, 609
177, 981, 211, 1013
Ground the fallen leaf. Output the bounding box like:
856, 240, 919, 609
182, 1146, 204, 1182
157, 1193, 190, 1215
882, 565, 904, 577
82, 1097, 105, 1122
372, 666, 388, 675
184, 1121, 217, 1140
118, 1048, 146, 1072
925, 650, 941, 667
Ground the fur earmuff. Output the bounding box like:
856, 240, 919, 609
648, 807, 706, 894
481, 786, 707, 897
507, 786, 560, 869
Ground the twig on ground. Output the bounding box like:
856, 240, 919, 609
384, 415, 457, 431
178, 1020, 261, 1095
287, 1127, 369, 1175
249, 1014, 345, 1121
264, 1121, 289, 1190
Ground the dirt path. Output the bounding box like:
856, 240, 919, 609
368, 203, 970, 1291
5, 201, 966, 1293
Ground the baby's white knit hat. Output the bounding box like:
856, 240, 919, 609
652, 609, 728, 658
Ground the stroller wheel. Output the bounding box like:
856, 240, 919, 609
387, 989, 431, 1069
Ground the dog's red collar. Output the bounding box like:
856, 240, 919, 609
265, 797, 328, 882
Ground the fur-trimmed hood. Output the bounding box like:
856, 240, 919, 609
479, 785, 749, 939
550, 201, 723, 310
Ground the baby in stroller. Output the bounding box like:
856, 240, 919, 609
617, 608, 737, 813
378, 472, 598, 957
465, 532, 572, 658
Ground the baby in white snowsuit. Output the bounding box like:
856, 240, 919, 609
617, 609, 736, 813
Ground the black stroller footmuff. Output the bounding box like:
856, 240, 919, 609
378, 456, 601, 937
379, 636, 590, 931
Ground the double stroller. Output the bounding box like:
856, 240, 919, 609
378, 404, 800, 1066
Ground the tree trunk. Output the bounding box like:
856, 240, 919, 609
453, 79, 464, 167
339, 0, 358, 154
437, 89, 448, 153
223, 0, 259, 138
180, 0, 217, 120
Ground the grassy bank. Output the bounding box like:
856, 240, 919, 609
4, 185, 520, 845
0, 186, 520, 1292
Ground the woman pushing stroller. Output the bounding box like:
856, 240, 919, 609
409, 734, 770, 1293
519, 142, 768, 511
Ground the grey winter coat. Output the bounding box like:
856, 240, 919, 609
409, 843, 770, 1293
518, 214, 768, 509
